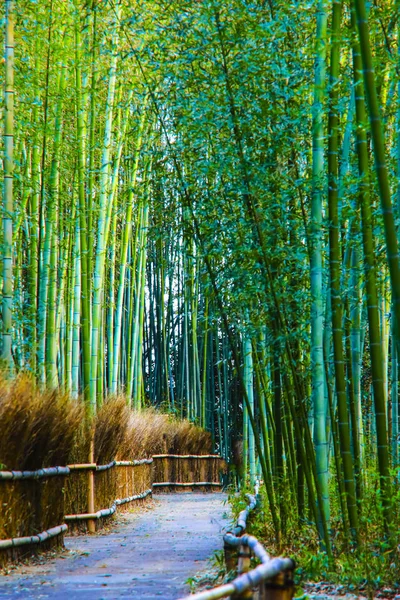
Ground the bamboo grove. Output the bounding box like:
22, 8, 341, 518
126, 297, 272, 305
2, 0, 400, 561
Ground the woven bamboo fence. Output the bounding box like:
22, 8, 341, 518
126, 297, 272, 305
152, 454, 226, 492
0, 467, 69, 567
0, 454, 226, 566
64, 459, 154, 533
0, 459, 154, 562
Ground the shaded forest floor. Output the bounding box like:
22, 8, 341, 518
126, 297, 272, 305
0, 494, 228, 599
303, 582, 398, 600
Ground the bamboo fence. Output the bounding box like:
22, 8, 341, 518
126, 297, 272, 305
0, 467, 69, 567
0, 454, 226, 564
65, 459, 154, 533
152, 454, 225, 492
179, 485, 295, 600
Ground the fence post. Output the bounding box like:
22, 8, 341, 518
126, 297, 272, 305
259, 567, 295, 600
233, 544, 253, 599
223, 539, 237, 572
87, 439, 96, 533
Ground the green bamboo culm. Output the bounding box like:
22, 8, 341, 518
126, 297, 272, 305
243, 333, 256, 485
111, 104, 147, 395
27, 39, 40, 374
74, 0, 91, 403
353, 0, 394, 531
2, 0, 15, 373
310, 0, 331, 539
327, 0, 360, 543
44, 65, 66, 389
90, 0, 121, 409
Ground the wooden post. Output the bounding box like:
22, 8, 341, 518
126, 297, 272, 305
223, 539, 237, 572
233, 544, 253, 599
259, 569, 294, 600
87, 438, 96, 533
163, 455, 168, 483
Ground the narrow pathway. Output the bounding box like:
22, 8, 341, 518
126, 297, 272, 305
0, 494, 228, 600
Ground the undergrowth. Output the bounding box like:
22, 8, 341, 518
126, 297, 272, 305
228, 467, 400, 596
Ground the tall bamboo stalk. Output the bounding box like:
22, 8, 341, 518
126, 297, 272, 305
90, 1, 121, 408
310, 0, 330, 534
2, 0, 14, 371
352, 0, 393, 529
328, 0, 359, 541
74, 1, 91, 401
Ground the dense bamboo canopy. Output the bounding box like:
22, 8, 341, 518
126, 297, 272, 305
2, 0, 400, 578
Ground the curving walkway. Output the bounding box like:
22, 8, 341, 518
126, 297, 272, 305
0, 494, 228, 600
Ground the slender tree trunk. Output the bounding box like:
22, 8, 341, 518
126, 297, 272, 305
90, 3, 121, 407
74, 2, 91, 401
310, 0, 331, 534
352, 0, 393, 531
2, 0, 14, 371
328, 0, 359, 541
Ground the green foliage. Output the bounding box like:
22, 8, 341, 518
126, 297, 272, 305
228, 468, 400, 593
2, 0, 400, 586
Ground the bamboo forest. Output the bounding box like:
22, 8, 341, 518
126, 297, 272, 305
1, 0, 400, 597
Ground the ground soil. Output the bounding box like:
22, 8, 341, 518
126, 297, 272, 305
0, 493, 229, 600
303, 583, 400, 600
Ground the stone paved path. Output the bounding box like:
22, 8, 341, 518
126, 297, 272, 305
0, 493, 228, 600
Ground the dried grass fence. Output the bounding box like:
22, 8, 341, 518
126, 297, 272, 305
0, 383, 226, 566
0, 454, 226, 566
153, 455, 225, 492
64, 459, 154, 533
0, 468, 69, 567
0, 459, 154, 565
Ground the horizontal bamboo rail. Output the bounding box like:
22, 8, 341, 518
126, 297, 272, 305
67, 463, 97, 471
65, 507, 116, 521
95, 460, 118, 472
0, 454, 225, 565
66, 458, 153, 472
115, 459, 153, 466
152, 482, 222, 487
115, 488, 153, 506
153, 454, 221, 459
179, 484, 295, 600
65, 488, 153, 521
67, 459, 153, 472
0, 466, 70, 480
236, 492, 257, 532
0, 524, 68, 550
0, 459, 154, 477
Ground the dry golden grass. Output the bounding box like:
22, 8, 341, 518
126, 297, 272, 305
169, 419, 212, 455
118, 408, 212, 460
0, 383, 213, 552
93, 396, 131, 464
66, 416, 92, 465
0, 380, 212, 471
0, 375, 84, 470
